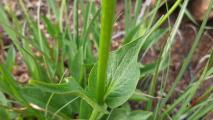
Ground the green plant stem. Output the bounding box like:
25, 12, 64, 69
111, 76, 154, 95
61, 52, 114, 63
90, 1, 116, 119
96, 0, 116, 104
89, 110, 100, 120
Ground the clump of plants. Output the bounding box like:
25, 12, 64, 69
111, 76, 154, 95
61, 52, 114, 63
0, 0, 212, 119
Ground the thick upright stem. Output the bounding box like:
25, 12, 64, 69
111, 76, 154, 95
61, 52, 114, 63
96, 0, 116, 104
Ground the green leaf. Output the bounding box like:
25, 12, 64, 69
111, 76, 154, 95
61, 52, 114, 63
107, 103, 131, 120
123, 24, 141, 44
108, 104, 152, 120
29, 79, 83, 94
0, 64, 26, 104
206, 50, 213, 77
88, 40, 143, 108
85, 40, 96, 65
79, 99, 92, 119
129, 110, 153, 120
29, 79, 107, 114
70, 47, 84, 83
105, 41, 140, 108
5, 46, 16, 72
42, 16, 60, 38
0, 108, 10, 120
0, 92, 7, 106
88, 64, 98, 93
124, 0, 132, 34
21, 87, 74, 118
0, 6, 20, 48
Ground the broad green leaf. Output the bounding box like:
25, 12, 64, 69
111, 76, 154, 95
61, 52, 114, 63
107, 103, 131, 120
105, 41, 140, 108
89, 29, 166, 108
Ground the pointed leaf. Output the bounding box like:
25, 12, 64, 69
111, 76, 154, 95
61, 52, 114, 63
105, 41, 140, 108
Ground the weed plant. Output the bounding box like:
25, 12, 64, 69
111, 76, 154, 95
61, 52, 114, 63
0, 0, 212, 119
